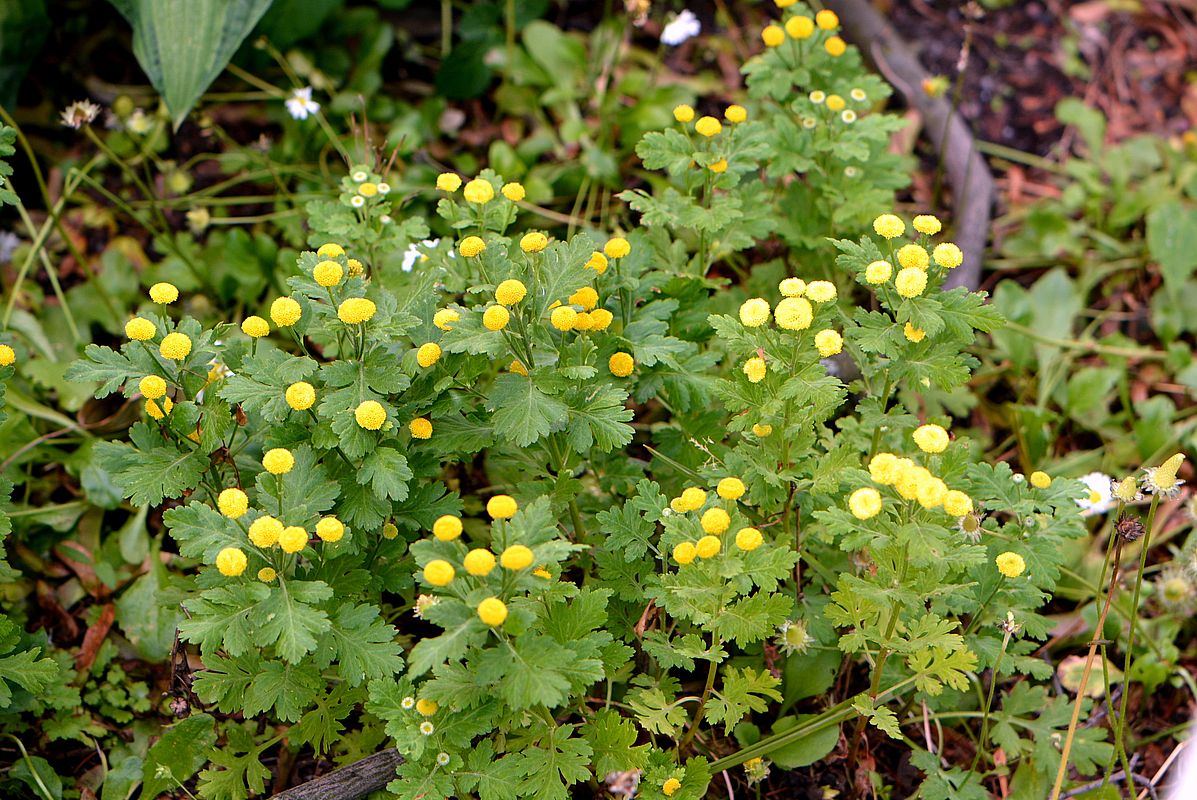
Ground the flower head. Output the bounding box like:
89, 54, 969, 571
815, 329, 843, 357
805, 281, 837, 303
895, 267, 928, 298
897, 244, 929, 270
725, 104, 747, 124
718, 477, 746, 500
463, 178, 495, 204
496, 279, 527, 305
865, 260, 892, 284
586, 251, 609, 273
520, 232, 548, 253
280, 526, 307, 553
338, 298, 376, 324
674, 104, 695, 123
761, 24, 785, 47
501, 182, 525, 202
816, 9, 839, 29
285, 87, 320, 120
551, 306, 577, 331
488, 494, 518, 519
735, 527, 762, 551
437, 173, 462, 192
996, 551, 1026, 578
1145, 453, 1186, 498
752, 423, 773, 437
458, 236, 486, 258
933, 243, 964, 269
785, 15, 814, 39
257, 567, 277, 582
416, 698, 438, 716
701, 508, 731, 534
943, 490, 973, 517
904, 323, 926, 342
661, 9, 701, 45
913, 215, 942, 235
609, 352, 635, 377
1076, 472, 1115, 516
779, 278, 806, 297
317, 243, 344, 259
432, 515, 462, 542
216, 547, 247, 577
249, 516, 283, 548
139, 375, 167, 400
160, 333, 192, 361
483, 305, 510, 331
241, 316, 270, 338
125, 317, 156, 340
605, 238, 631, 259
695, 535, 721, 558
419, 721, 435, 736
824, 36, 846, 56
745, 356, 766, 386
849, 487, 882, 519
662, 778, 682, 797
410, 417, 433, 439
501, 544, 534, 570
271, 297, 302, 327
695, 116, 722, 137
355, 400, 387, 430
464, 548, 496, 576
477, 598, 508, 627
217, 488, 248, 519
873, 214, 905, 239
775, 297, 813, 330
60, 99, 101, 129
263, 448, 294, 475
316, 516, 345, 542
913, 424, 949, 454
150, 282, 179, 304
739, 298, 771, 327
776, 619, 813, 655
313, 260, 343, 287
1030, 470, 1052, 489
434, 309, 460, 331
416, 342, 442, 368
673, 541, 697, 565
423, 560, 455, 586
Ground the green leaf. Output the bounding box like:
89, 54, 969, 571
1148, 199, 1197, 291
358, 447, 412, 502
564, 384, 634, 454
709, 593, 793, 646
109, 0, 274, 129
768, 714, 841, 769
513, 724, 593, 800
487, 374, 568, 447
244, 660, 324, 721
317, 602, 403, 686
706, 667, 782, 731
94, 422, 208, 507
0, 645, 58, 708
142, 713, 217, 798
582, 709, 650, 775
218, 347, 316, 424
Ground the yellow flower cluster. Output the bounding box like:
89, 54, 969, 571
862, 451, 974, 518
670, 476, 761, 564
763, 8, 842, 54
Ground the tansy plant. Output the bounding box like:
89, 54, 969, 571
58, 14, 1164, 800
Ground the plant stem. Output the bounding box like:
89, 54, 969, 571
677, 632, 721, 752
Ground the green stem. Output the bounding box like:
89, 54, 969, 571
677, 633, 721, 752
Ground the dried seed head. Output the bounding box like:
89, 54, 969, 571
1115, 514, 1145, 543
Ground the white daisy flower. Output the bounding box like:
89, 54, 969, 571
380, 214, 393, 225
436, 752, 451, 766
377, 182, 391, 195
401, 696, 415, 710
850, 88, 867, 102
401, 239, 441, 272
60, 99, 100, 129
419, 721, 435, 736
350, 195, 365, 208
841, 110, 857, 124
352, 170, 369, 182
661, 9, 701, 46
775, 619, 813, 656
1076, 472, 1115, 516
285, 87, 320, 121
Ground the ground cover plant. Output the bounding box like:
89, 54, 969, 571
2, 1, 1197, 799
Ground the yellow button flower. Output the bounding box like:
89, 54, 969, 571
785, 15, 814, 38
278, 526, 308, 553
501, 182, 525, 202
520, 232, 548, 253
423, 559, 455, 586
410, 417, 433, 439
724, 104, 747, 123
996, 552, 1025, 578
708, 158, 728, 173
463, 178, 494, 204
590, 309, 614, 330
609, 351, 634, 377
477, 597, 508, 626
806, 281, 837, 302
415, 698, 438, 716
775, 297, 813, 330
779, 277, 806, 297
160, 332, 191, 360
501, 544, 534, 570
338, 298, 377, 324
347, 258, 364, 277
895, 267, 927, 298
382, 523, 399, 539
483, 305, 510, 331
355, 400, 386, 430
903, 323, 926, 342
695, 535, 721, 558
695, 116, 722, 137
495, 279, 527, 306
739, 298, 771, 327
673, 104, 695, 123
437, 173, 462, 192
673, 541, 697, 565
313, 260, 343, 287
317, 243, 344, 258
761, 24, 785, 47
701, 508, 730, 534
417, 342, 442, 368
744, 356, 766, 383
815, 9, 839, 28
604, 238, 631, 259
913, 424, 949, 454
257, 567, 277, 582
569, 287, 598, 310
286, 381, 315, 411
125, 317, 156, 340
316, 516, 345, 542
552, 306, 578, 331
217, 488, 248, 519
849, 487, 882, 519
943, 490, 973, 517
916, 476, 948, 509
933, 242, 964, 269
586, 251, 609, 273
249, 515, 283, 547
270, 297, 302, 327
216, 547, 247, 576
680, 487, 707, 511
139, 375, 167, 400
815, 329, 843, 357
434, 309, 460, 330
1030, 471, 1052, 489
718, 477, 746, 500
865, 260, 892, 284
735, 527, 762, 551
464, 548, 496, 576
242, 316, 270, 338
358, 182, 378, 197
432, 515, 462, 542
459, 236, 486, 258
752, 423, 773, 437
897, 244, 930, 270
913, 215, 942, 235
873, 214, 905, 239
263, 448, 294, 475
487, 494, 518, 519
149, 282, 179, 304
824, 36, 846, 56
826, 95, 845, 112
663, 778, 682, 797
509, 359, 528, 376
868, 453, 900, 485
